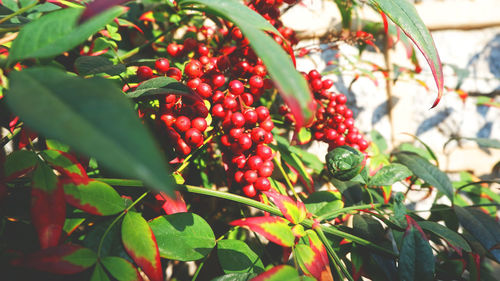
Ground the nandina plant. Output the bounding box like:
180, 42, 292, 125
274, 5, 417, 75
0, 0, 498, 281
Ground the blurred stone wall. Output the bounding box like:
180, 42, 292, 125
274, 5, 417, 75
283, 0, 500, 178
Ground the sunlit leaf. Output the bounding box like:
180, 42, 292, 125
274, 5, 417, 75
62, 180, 125, 216
263, 190, 306, 224
230, 216, 295, 247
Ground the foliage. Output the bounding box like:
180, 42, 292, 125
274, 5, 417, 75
0, 0, 498, 280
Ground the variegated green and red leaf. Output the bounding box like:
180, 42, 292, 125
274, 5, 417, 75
305, 229, 332, 280
121, 211, 163, 281
31, 161, 66, 248
41, 149, 89, 184
3, 150, 38, 181
101, 256, 142, 281
11, 244, 97, 274
263, 190, 306, 224
294, 242, 333, 281
230, 216, 295, 247
251, 264, 300, 281
62, 179, 125, 216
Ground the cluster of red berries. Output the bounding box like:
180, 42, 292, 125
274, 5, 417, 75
305, 70, 369, 151
132, 0, 368, 197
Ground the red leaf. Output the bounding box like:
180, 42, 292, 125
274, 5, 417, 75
11, 244, 97, 274
42, 150, 89, 185
251, 265, 300, 281
263, 190, 306, 224
31, 163, 65, 249
305, 230, 333, 281
230, 216, 295, 247
154, 191, 187, 215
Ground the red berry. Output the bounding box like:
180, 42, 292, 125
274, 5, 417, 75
223, 97, 238, 111
187, 78, 201, 89
237, 134, 252, 151
253, 65, 267, 76
308, 69, 321, 80
197, 83, 213, 98
212, 104, 226, 118
243, 170, 258, 183
137, 66, 153, 80
249, 75, 264, 88
241, 93, 254, 106
244, 109, 258, 125
198, 44, 209, 56
259, 119, 274, 132
155, 58, 170, 73
166, 67, 182, 81
243, 184, 256, 197
231, 112, 246, 128
176, 139, 191, 155
229, 128, 244, 140
212, 74, 226, 88
311, 79, 323, 92
185, 60, 203, 78
256, 106, 270, 122
167, 43, 180, 57
322, 79, 334, 89
212, 90, 225, 103
254, 177, 271, 191
191, 117, 207, 132
247, 155, 263, 170
183, 37, 197, 52
336, 94, 347, 104
258, 165, 273, 177
251, 127, 267, 144
256, 144, 272, 160
185, 128, 203, 147
175, 116, 191, 132
229, 80, 244, 95
335, 135, 346, 146
160, 114, 175, 127
234, 171, 244, 184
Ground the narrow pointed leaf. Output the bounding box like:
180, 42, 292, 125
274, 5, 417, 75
127, 77, 194, 99
8, 7, 125, 63
31, 161, 65, 249
368, 163, 412, 186
155, 191, 187, 215
417, 221, 471, 252
230, 216, 294, 247
304, 191, 343, 217
12, 244, 97, 274
122, 212, 163, 281
3, 150, 38, 181
263, 190, 306, 224
368, 0, 443, 107
251, 265, 301, 281
75, 56, 126, 76
6, 67, 175, 196
217, 239, 265, 274
91, 264, 111, 281
398, 217, 435, 281
41, 149, 89, 184
395, 151, 453, 202
101, 256, 141, 281
149, 212, 215, 261
454, 206, 500, 262
178, 0, 314, 128
62, 180, 125, 216
295, 244, 333, 281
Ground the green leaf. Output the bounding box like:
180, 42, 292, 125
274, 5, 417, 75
417, 221, 471, 252
395, 151, 453, 202
6, 67, 175, 196
273, 135, 314, 191
369, 163, 412, 186
370, 130, 387, 153
8, 7, 125, 63
217, 239, 264, 274
178, 0, 313, 127
251, 265, 301, 281
326, 145, 364, 181
230, 216, 295, 247
127, 76, 193, 99
122, 212, 163, 281
3, 150, 38, 180
263, 191, 307, 224
149, 212, 216, 261
353, 214, 386, 242
63, 180, 125, 216
303, 191, 343, 218
368, 0, 443, 107
40, 149, 88, 183
90, 264, 110, 281
75, 56, 126, 76
211, 273, 257, 281
398, 223, 435, 281
101, 256, 141, 281
454, 206, 500, 262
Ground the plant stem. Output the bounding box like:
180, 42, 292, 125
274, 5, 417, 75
176, 134, 215, 174
316, 203, 384, 221
97, 191, 149, 257
315, 228, 354, 281
96, 178, 398, 257
0, 0, 39, 25
0, 127, 21, 148
273, 157, 300, 200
